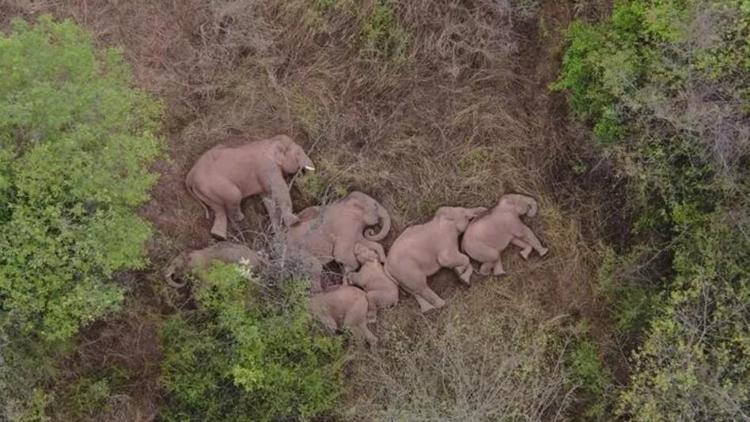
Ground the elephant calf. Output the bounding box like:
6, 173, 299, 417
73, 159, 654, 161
164, 241, 267, 288
346, 242, 399, 323
385, 206, 487, 313
310, 285, 377, 347
462, 194, 548, 276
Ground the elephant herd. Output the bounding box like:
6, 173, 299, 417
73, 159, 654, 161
166, 135, 548, 346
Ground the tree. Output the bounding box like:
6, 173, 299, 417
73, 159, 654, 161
0, 16, 163, 418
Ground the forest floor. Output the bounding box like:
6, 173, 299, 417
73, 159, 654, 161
2, 0, 622, 420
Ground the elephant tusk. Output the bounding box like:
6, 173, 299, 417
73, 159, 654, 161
304, 166, 315, 171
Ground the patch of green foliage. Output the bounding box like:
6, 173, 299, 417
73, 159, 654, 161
566, 323, 614, 420
361, 0, 409, 61
0, 16, 163, 419
556, 0, 750, 420
159, 262, 345, 421
62, 365, 130, 420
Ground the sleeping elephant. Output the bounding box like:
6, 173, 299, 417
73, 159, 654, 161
385, 206, 487, 313
461, 193, 548, 276
310, 285, 378, 347
186, 134, 315, 239
286, 191, 391, 286
163, 241, 267, 288
346, 242, 400, 323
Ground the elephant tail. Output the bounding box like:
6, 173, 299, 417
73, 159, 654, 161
185, 172, 211, 220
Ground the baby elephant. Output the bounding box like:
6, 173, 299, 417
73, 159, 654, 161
310, 285, 377, 347
346, 242, 399, 323
163, 241, 267, 288
385, 206, 487, 313
462, 193, 548, 276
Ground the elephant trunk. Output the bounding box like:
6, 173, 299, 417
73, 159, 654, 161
164, 270, 187, 289
364, 203, 391, 241
164, 256, 188, 288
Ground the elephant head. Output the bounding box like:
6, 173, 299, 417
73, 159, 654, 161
354, 241, 383, 264
347, 191, 391, 241
499, 194, 538, 217
271, 134, 315, 174
163, 253, 190, 288
435, 206, 488, 232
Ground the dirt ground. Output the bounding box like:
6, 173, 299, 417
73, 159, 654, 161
1, 0, 622, 419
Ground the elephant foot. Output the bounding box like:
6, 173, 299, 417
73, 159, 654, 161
493, 269, 507, 277
367, 315, 377, 324
520, 248, 532, 260
458, 268, 473, 285
415, 296, 436, 313
210, 229, 228, 241
538, 247, 549, 257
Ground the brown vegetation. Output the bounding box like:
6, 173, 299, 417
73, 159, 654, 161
1, 0, 622, 419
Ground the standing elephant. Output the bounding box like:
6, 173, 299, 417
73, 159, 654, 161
286, 191, 391, 285
310, 285, 378, 347
461, 193, 548, 276
346, 242, 399, 323
163, 241, 267, 288
186, 134, 315, 239
385, 206, 487, 313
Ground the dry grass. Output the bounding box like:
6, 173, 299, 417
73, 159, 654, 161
342, 281, 577, 422
1, 0, 621, 419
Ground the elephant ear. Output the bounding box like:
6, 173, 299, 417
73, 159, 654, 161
272, 140, 291, 167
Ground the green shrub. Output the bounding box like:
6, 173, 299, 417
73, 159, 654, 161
160, 262, 345, 421
556, 0, 750, 419
0, 16, 162, 418
361, 0, 409, 61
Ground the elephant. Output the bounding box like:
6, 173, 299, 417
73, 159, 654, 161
384, 206, 487, 313
185, 134, 315, 239
461, 193, 548, 276
286, 191, 391, 286
310, 285, 378, 347
163, 241, 267, 288
345, 242, 399, 323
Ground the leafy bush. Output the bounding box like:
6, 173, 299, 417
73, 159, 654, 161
160, 262, 345, 421
0, 16, 163, 419
556, 0, 750, 419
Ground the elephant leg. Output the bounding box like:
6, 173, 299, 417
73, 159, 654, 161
417, 286, 446, 313
479, 262, 495, 275
519, 225, 548, 257
512, 237, 533, 260
465, 242, 499, 276
492, 258, 506, 276
210, 205, 229, 240
316, 314, 338, 334
262, 195, 281, 231
414, 295, 435, 312
350, 323, 378, 348
437, 251, 472, 285
334, 241, 359, 274
365, 292, 378, 323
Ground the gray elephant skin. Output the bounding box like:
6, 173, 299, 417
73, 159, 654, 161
164, 241, 266, 288
286, 191, 391, 288
384, 206, 487, 313
461, 193, 548, 276
310, 285, 377, 347
186, 134, 315, 239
